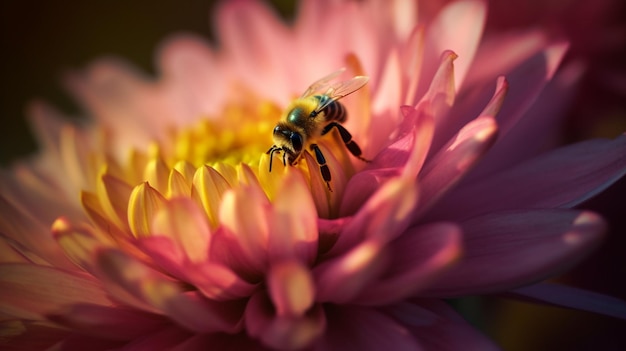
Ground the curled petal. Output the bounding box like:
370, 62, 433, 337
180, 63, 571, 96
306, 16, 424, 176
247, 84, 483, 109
416, 115, 498, 218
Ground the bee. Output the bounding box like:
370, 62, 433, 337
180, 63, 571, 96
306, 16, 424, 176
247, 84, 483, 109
266, 69, 370, 191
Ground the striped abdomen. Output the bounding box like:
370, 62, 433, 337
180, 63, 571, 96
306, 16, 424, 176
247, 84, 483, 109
314, 95, 347, 123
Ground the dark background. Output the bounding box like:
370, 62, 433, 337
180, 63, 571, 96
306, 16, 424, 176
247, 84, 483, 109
0, 0, 295, 165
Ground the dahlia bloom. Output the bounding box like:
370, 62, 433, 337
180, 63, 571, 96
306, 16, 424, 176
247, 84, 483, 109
2, 0, 625, 350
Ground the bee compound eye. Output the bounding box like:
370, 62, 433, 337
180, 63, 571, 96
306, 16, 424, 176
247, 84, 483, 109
290, 133, 303, 152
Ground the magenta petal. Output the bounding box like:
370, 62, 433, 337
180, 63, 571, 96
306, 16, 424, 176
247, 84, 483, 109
511, 283, 626, 320
245, 291, 326, 350
414, 115, 498, 218
47, 303, 167, 340
314, 240, 387, 303
425, 210, 605, 297
95, 248, 244, 333
429, 134, 626, 220
267, 260, 315, 317
388, 299, 501, 351
114, 327, 191, 351
314, 305, 421, 351
0, 263, 111, 320
354, 223, 462, 305
185, 261, 257, 300
134, 236, 188, 279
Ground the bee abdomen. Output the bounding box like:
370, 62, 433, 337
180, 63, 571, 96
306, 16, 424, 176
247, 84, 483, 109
314, 95, 347, 123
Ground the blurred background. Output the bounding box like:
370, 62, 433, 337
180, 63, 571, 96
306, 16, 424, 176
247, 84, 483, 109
1, 0, 625, 349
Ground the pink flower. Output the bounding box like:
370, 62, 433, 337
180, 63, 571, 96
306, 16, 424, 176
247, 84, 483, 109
1, 0, 625, 350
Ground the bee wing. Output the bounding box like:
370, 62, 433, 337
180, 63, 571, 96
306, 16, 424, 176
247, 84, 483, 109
300, 68, 346, 98
313, 75, 369, 113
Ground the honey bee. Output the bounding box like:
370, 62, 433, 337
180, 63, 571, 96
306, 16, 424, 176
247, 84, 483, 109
266, 69, 370, 191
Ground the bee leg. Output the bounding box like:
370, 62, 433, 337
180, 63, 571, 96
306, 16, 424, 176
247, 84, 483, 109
321, 122, 371, 162
310, 144, 332, 192
266, 146, 280, 172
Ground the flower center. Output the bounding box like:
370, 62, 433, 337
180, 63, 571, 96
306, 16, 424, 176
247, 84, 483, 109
77, 93, 361, 244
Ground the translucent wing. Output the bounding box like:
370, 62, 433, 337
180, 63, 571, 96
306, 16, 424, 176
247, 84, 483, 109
300, 68, 346, 98
313, 75, 369, 113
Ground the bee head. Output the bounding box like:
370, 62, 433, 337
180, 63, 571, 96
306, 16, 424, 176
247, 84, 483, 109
273, 124, 303, 164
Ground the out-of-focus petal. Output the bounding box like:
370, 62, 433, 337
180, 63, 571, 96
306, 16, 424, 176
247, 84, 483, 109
511, 282, 626, 320
267, 260, 315, 317
314, 305, 422, 351
424, 210, 605, 296
428, 134, 626, 220
414, 115, 498, 218
94, 248, 244, 333
388, 299, 501, 351
268, 171, 318, 264
354, 223, 462, 305
314, 240, 387, 303
151, 197, 211, 263
245, 291, 325, 350
0, 264, 112, 320
47, 303, 167, 340
420, 0, 486, 95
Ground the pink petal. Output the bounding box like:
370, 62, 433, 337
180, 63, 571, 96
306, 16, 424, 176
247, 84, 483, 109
424, 210, 605, 296
151, 197, 211, 263
467, 62, 584, 177
511, 282, 626, 320
95, 248, 244, 333
157, 34, 227, 119
428, 134, 626, 220
267, 260, 315, 317
414, 115, 498, 218
0, 263, 112, 320
184, 261, 258, 301
268, 171, 318, 264
52, 217, 111, 274
0, 195, 76, 270
216, 0, 293, 104
133, 236, 188, 279
419, 0, 486, 96
114, 327, 191, 351
388, 299, 501, 351
0, 321, 69, 350
314, 305, 422, 351
47, 303, 167, 340
354, 223, 462, 305
246, 291, 326, 350
314, 240, 387, 303
341, 106, 432, 216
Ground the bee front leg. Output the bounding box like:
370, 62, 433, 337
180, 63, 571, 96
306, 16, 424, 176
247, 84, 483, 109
310, 144, 332, 192
321, 122, 370, 162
